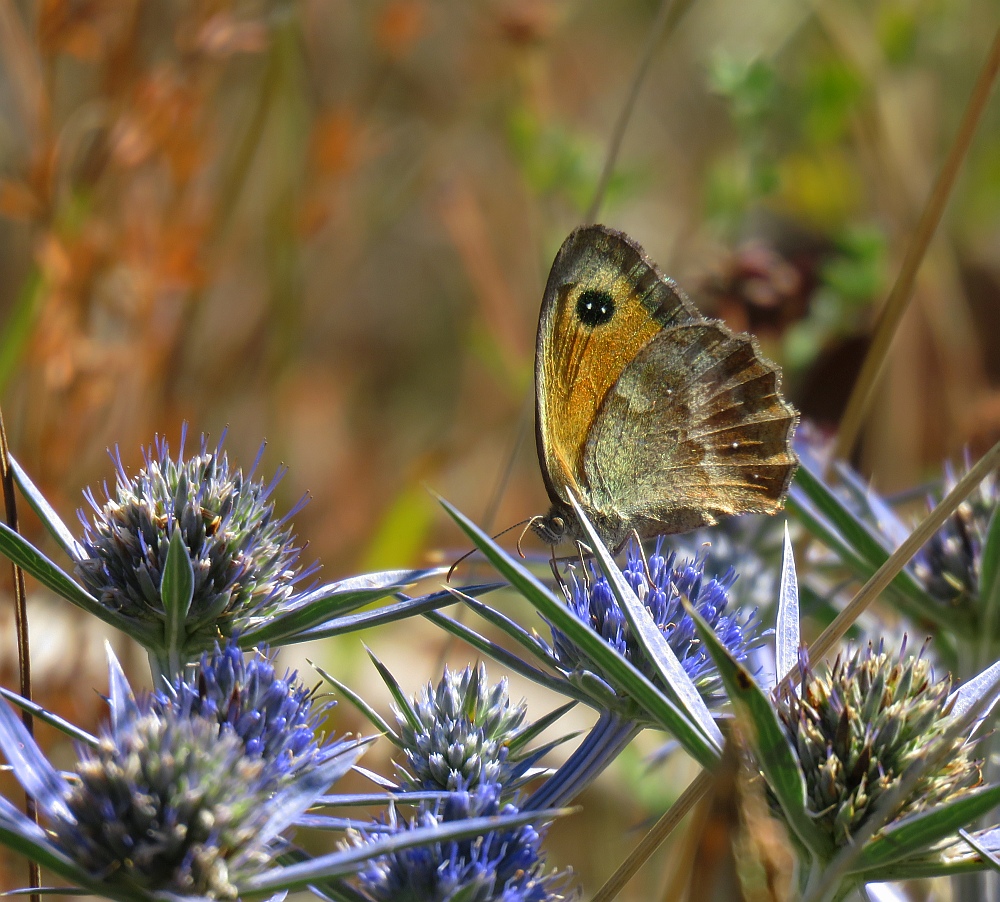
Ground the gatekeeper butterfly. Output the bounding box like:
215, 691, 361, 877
532, 225, 798, 551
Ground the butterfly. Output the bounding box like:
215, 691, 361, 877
532, 225, 799, 552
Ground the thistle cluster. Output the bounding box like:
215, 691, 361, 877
776, 641, 982, 846
342, 660, 572, 899
55, 712, 279, 899
803, 435, 1000, 626
7, 425, 1000, 901
76, 432, 310, 655
396, 663, 530, 795
355, 783, 570, 902
552, 539, 759, 702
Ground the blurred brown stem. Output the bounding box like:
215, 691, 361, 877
0, 0, 45, 146
0, 405, 40, 899
585, 0, 694, 225
592, 769, 713, 902
832, 24, 1000, 465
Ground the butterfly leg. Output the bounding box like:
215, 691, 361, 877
548, 546, 572, 599
629, 529, 653, 584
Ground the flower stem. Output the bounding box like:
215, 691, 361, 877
525, 711, 641, 811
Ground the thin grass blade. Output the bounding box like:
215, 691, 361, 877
9, 456, 82, 559
0, 523, 156, 642
0, 687, 96, 748
246, 569, 442, 642
364, 646, 419, 731
313, 663, 399, 743
242, 807, 567, 893
422, 610, 579, 699
856, 783, 1000, 873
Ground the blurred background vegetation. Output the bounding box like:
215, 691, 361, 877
0, 0, 999, 897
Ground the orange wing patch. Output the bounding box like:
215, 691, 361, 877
542, 279, 662, 490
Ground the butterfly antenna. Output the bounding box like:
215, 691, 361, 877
516, 516, 545, 560
447, 518, 536, 584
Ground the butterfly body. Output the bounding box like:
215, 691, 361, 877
533, 225, 798, 551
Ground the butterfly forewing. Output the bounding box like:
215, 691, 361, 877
535, 226, 701, 504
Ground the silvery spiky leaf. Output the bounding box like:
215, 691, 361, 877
353, 783, 575, 902
551, 538, 761, 704
75, 430, 313, 663
776, 641, 981, 847
396, 662, 530, 795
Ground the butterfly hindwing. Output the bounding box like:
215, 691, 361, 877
581, 322, 798, 548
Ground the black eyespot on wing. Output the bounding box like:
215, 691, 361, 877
575, 289, 615, 327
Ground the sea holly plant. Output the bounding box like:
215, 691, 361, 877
0, 429, 452, 679
687, 536, 1000, 901
305, 663, 577, 902
787, 441, 1000, 669
346, 782, 574, 902
3, 429, 1000, 902
0, 639, 367, 900
0, 639, 555, 902
818, 453, 1000, 673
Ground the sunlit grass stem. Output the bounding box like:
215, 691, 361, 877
832, 25, 1000, 464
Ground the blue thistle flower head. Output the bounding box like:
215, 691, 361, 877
53, 711, 280, 899
355, 783, 574, 902
667, 514, 783, 612
0, 639, 363, 901
150, 639, 334, 785
551, 538, 760, 702
75, 428, 315, 660
911, 461, 999, 612
396, 663, 531, 796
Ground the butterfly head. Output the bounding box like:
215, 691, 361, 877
531, 502, 633, 553
530, 506, 571, 546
